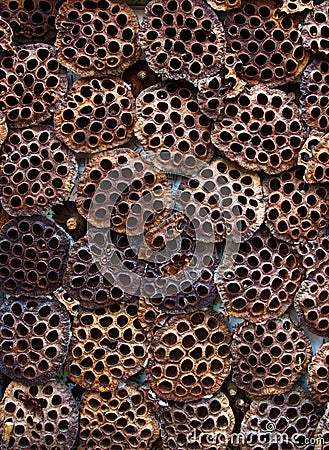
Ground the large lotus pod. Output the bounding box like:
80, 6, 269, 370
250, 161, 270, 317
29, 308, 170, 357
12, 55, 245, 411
216, 227, 302, 323
55, 0, 140, 77
297, 235, 329, 277
66, 302, 148, 391
135, 81, 213, 176
225, 0, 309, 87
308, 343, 329, 404
0, 296, 71, 385
160, 393, 235, 449
280, 0, 313, 13
314, 402, 329, 450
302, 2, 329, 54
0, 215, 70, 297
211, 85, 306, 174
0, 18, 13, 51
0, 127, 77, 216
298, 130, 329, 184
232, 317, 312, 396
122, 60, 161, 98
80, 384, 159, 449
0, 44, 67, 128
54, 77, 135, 154
0, 379, 79, 450
139, 0, 226, 84
240, 387, 321, 449
77, 149, 172, 233
146, 310, 231, 401
0, 111, 7, 145
263, 168, 329, 243
138, 296, 169, 338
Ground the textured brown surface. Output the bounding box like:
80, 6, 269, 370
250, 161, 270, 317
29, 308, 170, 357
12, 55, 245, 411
298, 130, 329, 184
52, 201, 87, 242
302, 3, 329, 54
0, 17, 13, 51
297, 235, 329, 276
280, 0, 313, 13
138, 295, 169, 338
308, 342, 329, 404
314, 402, 329, 450
205, 0, 241, 11
0, 111, 7, 146
122, 59, 161, 97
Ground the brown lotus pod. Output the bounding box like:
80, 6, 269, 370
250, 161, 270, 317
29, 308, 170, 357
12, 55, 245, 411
297, 235, 329, 276
280, 0, 313, 13
54, 77, 135, 154
123, 59, 161, 98
135, 81, 213, 176
160, 393, 235, 449
0, 44, 67, 128
232, 316, 312, 397
52, 201, 87, 242
225, 0, 309, 86
77, 148, 172, 233
55, 0, 140, 77
216, 227, 302, 323
0, 126, 77, 216
146, 310, 231, 401
139, 0, 226, 83
298, 130, 329, 184
138, 296, 169, 338
301, 57, 329, 132
66, 302, 148, 391
0, 111, 7, 145
0, 17, 13, 51
308, 343, 329, 403
314, 402, 329, 449
0, 215, 70, 297
80, 384, 159, 449
302, 3, 329, 54
0, 296, 71, 384
0, 379, 79, 449
263, 168, 329, 243
205, 0, 241, 11
54, 286, 80, 317
240, 386, 321, 448
211, 85, 306, 174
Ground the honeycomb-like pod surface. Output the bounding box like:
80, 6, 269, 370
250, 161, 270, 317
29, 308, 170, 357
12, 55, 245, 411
80, 385, 159, 449
297, 235, 329, 276
160, 393, 235, 449
225, 0, 309, 86
0, 127, 77, 216
216, 227, 302, 323
211, 85, 306, 174
175, 155, 265, 243
308, 342, 329, 403
138, 295, 169, 338
139, 0, 226, 83
0, 111, 7, 145
66, 302, 148, 391
55, 0, 140, 77
0, 0, 63, 43
0, 296, 71, 385
240, 386, 321, 449
54, 77, 135, 154
122, 60, 161, 98
135, 81, 213, 176
0, 215, 70, 296
301, 57, 329, 133
77, 148, 172, 233
232, 317, 312, 396
314, 403, 329, 450
0, 379, 79, 450
205, 0, 241, 11
298, 130, 329, 184
0, 17, 13, 51
280, 0, 313, 13
302, 2, 329, 54
146, 310, 231, 401
0, 44, 68, 128
263, 168, 329, 243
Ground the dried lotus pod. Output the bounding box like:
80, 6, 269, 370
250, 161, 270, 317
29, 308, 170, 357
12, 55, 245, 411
297, 235, 329, 276
0, 17, 13, 51
302, 3, 329, 54
138, 296, 169, 338
225, 0, 309, 86
122, 59, 161, 98
66, 302, 148, 391
314, 402, 329, 450
211, 85, 306, 174
263, 168, 329, 243
308, 342, 329, 403
146, 310, 231, 401
280, 0, 313, 13
160, 393, 235, 449
298, 130, 329, 184
80, 384, 159, 449
231, 316, 312, 396
0, 111, 7, 145
0, 379, 79, 450
0, 215, 70, 297
0, 296, 71, 384
54, 77, 135, 154
55, 0, 140, 77
205, 0, 241, 11
135, 81, 213, 176
139, 0, 226, 83
216, 227, 302, 323
0, 44, 67, 128
0, 126, 77, 216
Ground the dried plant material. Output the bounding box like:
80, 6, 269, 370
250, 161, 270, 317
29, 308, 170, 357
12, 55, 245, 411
139, 0, 226, 83
0, 17, 13, 51
80, 385, 159, 449
138, 296, 169, 338
0, 111, 7, 145
56, 0, 140, 77
0, 203, 9, 230
0, 296, 71, 384
66, 302, 148, 391
280, 0, 313, 13
298, 130, 329, 184
160, 393, 235, 449
232, 317, 312, 396
302, 3, 329, 54
54, 77, 135, 154
0, 127, 77, 216
297, 235, 329, 276
146, 310, 231, 401
216, 227, 302, 323
263, 168, 329, 243
0, 44, 68, 127
54, 287, 80, 317
0, 379, 79, 449
211, 85, 306, 174
0, 215, 70, 297
52, 201, 87, 242
308, 342, 329, 403
143, 212, 186, 255
314, 402, 329, 449
122, 59, 161, 97
206, 0, 241, 11
135, 81, 213, 176
225, 0, 309, 86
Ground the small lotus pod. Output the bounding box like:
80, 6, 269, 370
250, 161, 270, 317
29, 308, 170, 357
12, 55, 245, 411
298, 130, 329, 184
297, 235, 329, 277
308, 342, 329, 403
302, 3, 329, 54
